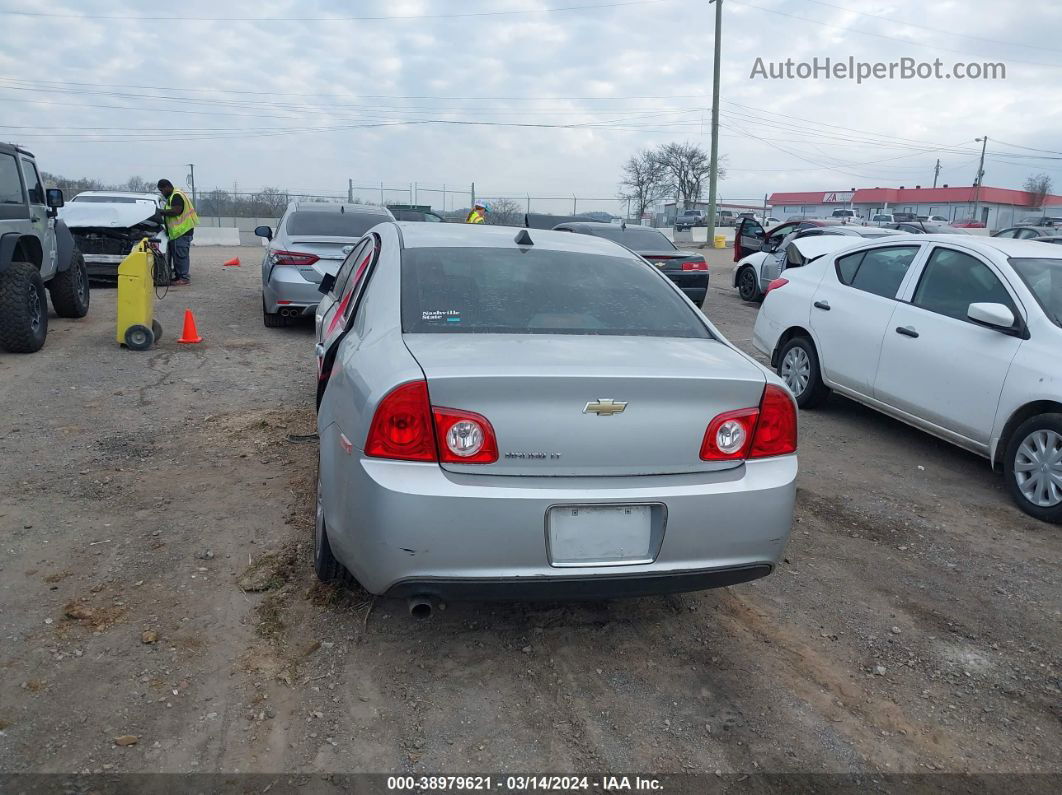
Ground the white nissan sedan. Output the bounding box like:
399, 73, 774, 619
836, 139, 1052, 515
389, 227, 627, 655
753, 235, 1062, 523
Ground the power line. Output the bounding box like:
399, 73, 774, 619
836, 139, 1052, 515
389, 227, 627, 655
0, 0, 670, 22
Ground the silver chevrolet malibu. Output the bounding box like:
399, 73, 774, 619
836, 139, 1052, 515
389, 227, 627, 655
314, 222, 797, 607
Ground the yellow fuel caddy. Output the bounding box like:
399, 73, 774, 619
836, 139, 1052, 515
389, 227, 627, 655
116, 239, 162, 350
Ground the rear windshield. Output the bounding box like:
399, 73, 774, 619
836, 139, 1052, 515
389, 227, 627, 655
1010, 257, 1062, 327
401, 247, 709, 338
578, 227, 676, 251
286, 211, 384, 237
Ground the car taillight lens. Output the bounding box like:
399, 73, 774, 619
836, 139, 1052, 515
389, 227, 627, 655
764, 277, 789, 295
700, 385, 797, 461
733, 236, 741, 262
365, 381, 436, 462
682, 260, 708, 271
433, 407, 498, 464
750, 384, 798, 457
700, 408, 759, 460
272, 250, 320, 267
365, 381, 499, 464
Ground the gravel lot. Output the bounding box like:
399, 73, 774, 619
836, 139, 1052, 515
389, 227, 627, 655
0, 244, 1058, 779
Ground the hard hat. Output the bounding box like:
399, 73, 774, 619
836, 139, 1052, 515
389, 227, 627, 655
474, 201, 486, 209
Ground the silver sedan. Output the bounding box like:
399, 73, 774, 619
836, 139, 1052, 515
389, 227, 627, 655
314, 222, 798, 607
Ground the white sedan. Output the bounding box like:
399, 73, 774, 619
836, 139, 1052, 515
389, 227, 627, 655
753, 234, 1062, 523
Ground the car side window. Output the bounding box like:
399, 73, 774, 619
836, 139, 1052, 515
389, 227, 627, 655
0, 154, 22, 204
20, 159, 44, 205
995, 229, 1018, 239
836, 245, 920, 299
342, 238, 378, 323
911, 247, 1017, 323
785, 244, 804, 267
330, 239, 370, 298
767, 224, 792, 248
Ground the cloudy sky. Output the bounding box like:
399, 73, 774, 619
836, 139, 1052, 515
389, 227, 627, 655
1, 0, 1060, 214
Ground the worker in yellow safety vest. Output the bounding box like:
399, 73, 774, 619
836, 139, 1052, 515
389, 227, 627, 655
156, 178, 200, 285
465, 201, 488, 224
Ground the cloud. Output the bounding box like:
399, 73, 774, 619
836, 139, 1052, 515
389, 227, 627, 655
1, 0, 1059, 213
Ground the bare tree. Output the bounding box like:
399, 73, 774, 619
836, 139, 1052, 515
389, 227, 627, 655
485, 197, 522, 226
250, 187, 289, 216
655, 142, 725, 208
1024, 173, 1054, 209
619, 149, 667, 219
125, 176, 153, 193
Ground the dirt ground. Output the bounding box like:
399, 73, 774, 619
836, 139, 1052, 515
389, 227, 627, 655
0, 245, 1058, 781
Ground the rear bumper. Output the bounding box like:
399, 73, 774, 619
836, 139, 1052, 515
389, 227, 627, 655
263, 266, 322, 313
321, 435, 796, 597
666, 273, 708, 302
384, 564, 772, 600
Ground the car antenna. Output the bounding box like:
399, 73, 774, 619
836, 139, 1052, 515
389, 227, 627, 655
514, 229, 533, 246
340, 205, 345, 213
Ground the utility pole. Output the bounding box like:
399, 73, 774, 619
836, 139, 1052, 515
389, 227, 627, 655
186, 163, 196, 206
973, 136, 988, 223
442, 183, 446, 212
705, 0, 723, 245
527, 194, 532, 213
573, 194, 577, 215
471, 182, 476, 209
414, 182, 418, 205
932, 159, 942, 189
347, 178, 353, 203
380, 181, 384, 205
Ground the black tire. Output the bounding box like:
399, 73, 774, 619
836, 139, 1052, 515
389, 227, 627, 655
314, 465, 353, 585
151, 319, 163, 343
777, 336, 829, 409
737, 266, 762, 302
262, 297, 292, 328
48, 248, 90, 318
0, 262, 48, 353
1003, 413, 1062, 524
124, 324, 154, 351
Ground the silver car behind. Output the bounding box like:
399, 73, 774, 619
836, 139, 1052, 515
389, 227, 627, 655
315, 222, 798, 601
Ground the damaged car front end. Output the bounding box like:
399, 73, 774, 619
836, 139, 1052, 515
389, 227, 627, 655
60, 193, 169, 282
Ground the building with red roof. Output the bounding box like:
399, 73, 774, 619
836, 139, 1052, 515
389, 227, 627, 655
768, 185, 1062, 229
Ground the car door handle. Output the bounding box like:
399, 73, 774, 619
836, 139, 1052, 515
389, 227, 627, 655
895, 326, 919, 338
813, 300, 831, 311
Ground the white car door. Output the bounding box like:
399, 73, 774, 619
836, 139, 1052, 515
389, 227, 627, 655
873, 245, 1024, 447
809, 243, 924, 395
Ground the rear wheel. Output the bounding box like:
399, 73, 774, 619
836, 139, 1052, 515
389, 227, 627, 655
0, 262, 48, 353
48, 248, 90, 318
314, 465, 353, 585
777, 337, 829, 409
1004, 414, 1062, 524
737, 266, 761, 302
151, 319, 163, 343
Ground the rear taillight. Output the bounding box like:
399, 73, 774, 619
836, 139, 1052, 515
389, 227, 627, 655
700, 384, 797, 461
271, 250, 320, 267
365, 381, 436, 462
733, 236, 741, 262
365, 381, 499, 464
433, 407, 498, 464
750, 384, 798, 457
682, 260, 708, 271
764, 277, 789, 295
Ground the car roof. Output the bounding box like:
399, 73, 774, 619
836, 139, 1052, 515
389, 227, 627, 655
288, 201, 392, 216
555, 221, 653, 231
394, 221, 639, 256
897, 234, 1062, 258
0, 142, 34, 157
791, 235, 867, 258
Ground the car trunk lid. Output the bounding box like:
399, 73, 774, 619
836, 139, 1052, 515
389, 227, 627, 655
283, 237, 359, 283
403, 334, 767, 476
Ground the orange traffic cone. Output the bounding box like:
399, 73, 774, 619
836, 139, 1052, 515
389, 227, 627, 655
177, 309, 203, 344
223, 256, 240, 267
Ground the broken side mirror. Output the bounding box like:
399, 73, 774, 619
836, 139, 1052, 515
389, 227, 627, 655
318, 273, 336, 295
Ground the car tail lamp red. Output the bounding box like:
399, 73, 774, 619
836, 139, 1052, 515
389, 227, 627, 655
271, 250, 320, 267
700, 384, 797, 461
433, 407, 499, 463
764, 277, 789, 295
365, 381, 499, 464
365, 381, 437, 462
682, 260, 708, 271
733, 236, 741, 262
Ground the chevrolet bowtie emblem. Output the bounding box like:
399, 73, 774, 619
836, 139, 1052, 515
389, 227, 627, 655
583, 399, 628, 416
